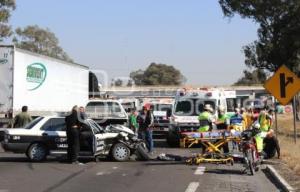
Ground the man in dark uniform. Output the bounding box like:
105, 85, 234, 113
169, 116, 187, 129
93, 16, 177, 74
65, 105, 82, 164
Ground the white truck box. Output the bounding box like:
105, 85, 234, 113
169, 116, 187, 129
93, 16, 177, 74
0, 45, 89, 116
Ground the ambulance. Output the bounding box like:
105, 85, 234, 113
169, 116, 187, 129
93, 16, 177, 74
167, 88, 236, 146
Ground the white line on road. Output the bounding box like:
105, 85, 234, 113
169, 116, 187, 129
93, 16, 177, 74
185, 182, 199, 192
96, 172, 105, 176
194, 166, 206, 175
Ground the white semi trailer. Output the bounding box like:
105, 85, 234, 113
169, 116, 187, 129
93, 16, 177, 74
0, 45, 89, 118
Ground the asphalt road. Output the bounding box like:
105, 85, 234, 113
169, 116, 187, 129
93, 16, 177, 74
0, 142, 281, 192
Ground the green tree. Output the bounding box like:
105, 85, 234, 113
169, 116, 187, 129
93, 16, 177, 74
219, 0, 300, 76
130, 63, 185, 86
0, 0, 15, 41
129, 69, 144, 86
111, 79, 123, 87
127, 79, 134, 87
13, 25, 73, 62
234, 68, 267, 86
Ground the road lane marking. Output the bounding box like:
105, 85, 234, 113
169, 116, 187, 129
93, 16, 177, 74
194, 166, 206, 175
185, 182, 199, 192
96, 172, 105, 176
112, 167, 118, 170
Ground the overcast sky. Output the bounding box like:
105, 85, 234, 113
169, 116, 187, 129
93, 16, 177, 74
11, 0, 258, 86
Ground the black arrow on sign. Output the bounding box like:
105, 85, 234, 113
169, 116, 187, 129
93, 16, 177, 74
280, 73, 294, 98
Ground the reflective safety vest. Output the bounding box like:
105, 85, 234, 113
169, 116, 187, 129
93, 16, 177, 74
216, 114, 228, 130
198, 111, 212, 132
258, 113, 270, 132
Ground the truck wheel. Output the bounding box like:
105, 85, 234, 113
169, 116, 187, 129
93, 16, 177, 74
111, 143, 130, 162
27, 143, 48, 162
135, 143, 150, 161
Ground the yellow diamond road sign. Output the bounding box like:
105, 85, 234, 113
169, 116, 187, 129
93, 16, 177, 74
264, 65, 300, 105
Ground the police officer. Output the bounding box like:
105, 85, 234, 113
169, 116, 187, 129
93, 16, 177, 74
65, 105, 82, 164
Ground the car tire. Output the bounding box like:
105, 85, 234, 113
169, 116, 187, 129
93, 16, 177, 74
111, 143, 130, 162
135, 143, 150, 161
27, 143, 48, 162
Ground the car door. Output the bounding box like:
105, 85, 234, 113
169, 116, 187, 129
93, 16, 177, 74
87, 120, 106, 155
38, 118, 67, 151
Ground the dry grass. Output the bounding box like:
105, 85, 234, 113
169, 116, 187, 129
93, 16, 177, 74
275, 113, 300, 175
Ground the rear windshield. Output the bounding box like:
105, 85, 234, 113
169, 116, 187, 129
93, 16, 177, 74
25, 117, 44, 129
86, 102, 122, 113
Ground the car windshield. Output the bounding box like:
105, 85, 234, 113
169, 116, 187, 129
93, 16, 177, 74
25, 117, 44, 129
174, 99, 216, 116
86, 101, 125, 117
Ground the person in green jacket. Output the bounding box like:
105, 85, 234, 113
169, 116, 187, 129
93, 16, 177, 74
128, 108, 139, 134
13, 106, 32, 128
198, 104, 214, 154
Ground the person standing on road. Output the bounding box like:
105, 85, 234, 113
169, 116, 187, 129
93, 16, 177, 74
79, 106, 87, 121
129, 108, 139, 135
137, 104, 154, 153
65, 105, 83, 164
215, 106, 229, 153
229, 108, 244, 131
145, 105, 154, 153
255, 109, 271, 153
198, 104, 214, 154
245, 107, 254, 129
13, 106, 32, 128
198, 104, 214, 132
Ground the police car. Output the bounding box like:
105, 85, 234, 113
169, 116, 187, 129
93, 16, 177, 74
0, 116, 147, 162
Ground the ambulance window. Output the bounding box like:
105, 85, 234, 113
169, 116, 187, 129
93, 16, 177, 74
174, 100, 192, 115
226, 98, 235, 112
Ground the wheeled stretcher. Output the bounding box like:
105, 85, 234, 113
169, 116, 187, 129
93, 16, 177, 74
181, 130, 242, 165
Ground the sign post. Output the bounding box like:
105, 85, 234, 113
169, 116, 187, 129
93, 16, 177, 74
264, 65, 300, 143
293, 96, 297, 144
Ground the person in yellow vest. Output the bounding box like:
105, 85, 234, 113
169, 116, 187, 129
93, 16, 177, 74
245, 107, 254, 129
255, 109, 271, 153
198, 104, 214, 132
215, 106, 229, 153
229, 108, 244, 131
240, 108, 248, 130
198, 104, 214, 154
